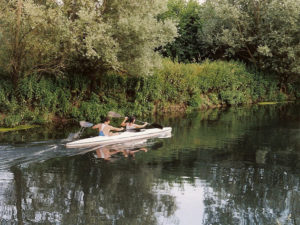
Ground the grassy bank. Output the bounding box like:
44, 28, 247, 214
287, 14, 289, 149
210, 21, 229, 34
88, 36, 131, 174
0, 125, 39, 133
0, 59, 298, 127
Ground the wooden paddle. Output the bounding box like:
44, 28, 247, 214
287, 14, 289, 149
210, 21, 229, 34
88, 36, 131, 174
107, 111, 163, 129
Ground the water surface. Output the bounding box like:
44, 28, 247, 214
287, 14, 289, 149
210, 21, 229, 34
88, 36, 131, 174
0, 103, 299, 225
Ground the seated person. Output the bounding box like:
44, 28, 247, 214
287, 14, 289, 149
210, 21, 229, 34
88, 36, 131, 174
92, 117, 124, 136
121, 116, 148, 131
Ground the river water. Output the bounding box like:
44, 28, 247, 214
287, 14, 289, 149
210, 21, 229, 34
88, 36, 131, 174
0, 103, 299, 225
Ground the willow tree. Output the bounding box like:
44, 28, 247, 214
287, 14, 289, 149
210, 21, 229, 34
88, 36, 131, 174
0, 0, 71, 87
0, 0, 177, 87
201, 0, 300, 88
102, 0, 177, 76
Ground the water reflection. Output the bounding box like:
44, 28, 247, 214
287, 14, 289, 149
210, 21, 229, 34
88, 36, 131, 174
0, 103, 299, 224
1, 158, 177, 224
92, 143, 148, 161
1, 158, 299, 224
94, 147, 148, 160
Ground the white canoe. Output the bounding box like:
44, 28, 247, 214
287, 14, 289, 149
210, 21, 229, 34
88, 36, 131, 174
66, 127, 172, 148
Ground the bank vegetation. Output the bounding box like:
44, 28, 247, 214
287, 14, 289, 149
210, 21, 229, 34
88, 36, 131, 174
0, 0, 299, 127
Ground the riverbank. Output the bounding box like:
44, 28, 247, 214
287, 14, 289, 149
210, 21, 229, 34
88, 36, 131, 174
0, 59, 298, 128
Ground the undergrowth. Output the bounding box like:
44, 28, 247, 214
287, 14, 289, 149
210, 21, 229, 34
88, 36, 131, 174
0, 59, 296, 127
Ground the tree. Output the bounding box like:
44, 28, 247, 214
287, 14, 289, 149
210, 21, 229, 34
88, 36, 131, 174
103, 0, 177, 76
159, 0, 205, 63
0, 0, 177, 87
0, 0, 72, 86
201, 0, 300, 87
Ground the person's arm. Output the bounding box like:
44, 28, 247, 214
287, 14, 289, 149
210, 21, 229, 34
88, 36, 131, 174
121, 117, 128, 127
92, 123, 101, 130
110, 126, 124, 132
133, 122, 148, 129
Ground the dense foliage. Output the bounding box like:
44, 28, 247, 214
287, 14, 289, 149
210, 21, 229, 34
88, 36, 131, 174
0, 0, 299, 127
0, 0, 176, 86
159, 0, 204, 63
0, 59, 287, 127
161, 0, 300, 87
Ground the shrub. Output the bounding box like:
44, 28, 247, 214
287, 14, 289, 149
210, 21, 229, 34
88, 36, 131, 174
3, 114, 22, 127
188, 94, 204, 108
208, 93, 219, 105
0, 58, 293, 127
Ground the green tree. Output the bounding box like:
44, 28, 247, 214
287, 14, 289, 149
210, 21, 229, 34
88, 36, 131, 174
160, 0, 204, 63
0, 0, 72, 87
0, 0, 177, 87
103, 0, 177, 76
201, 0, 300, 88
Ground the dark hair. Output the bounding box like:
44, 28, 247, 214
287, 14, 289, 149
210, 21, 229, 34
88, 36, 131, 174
127, 116, 135, 123
103, 116, 111, 123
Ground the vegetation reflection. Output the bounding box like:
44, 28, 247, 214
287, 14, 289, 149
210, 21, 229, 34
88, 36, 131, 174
0, 103, 299, 225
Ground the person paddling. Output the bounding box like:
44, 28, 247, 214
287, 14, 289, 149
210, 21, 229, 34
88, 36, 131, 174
92, 117, 124, 136
121, 116, 148, 131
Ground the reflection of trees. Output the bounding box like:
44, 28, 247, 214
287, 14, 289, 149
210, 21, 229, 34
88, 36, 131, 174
152, 145, 300, 225
0, 171, 17, 224
153, 104, 300, 225
11, 167, 24, 225
161, 103, 300, 151
2, 154, 177, 225
1, 103, 299, 224
156, 133, 300, 225
200, 165, 300, 225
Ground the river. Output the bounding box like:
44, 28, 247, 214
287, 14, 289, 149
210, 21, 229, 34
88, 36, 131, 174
0, 103, 299, 225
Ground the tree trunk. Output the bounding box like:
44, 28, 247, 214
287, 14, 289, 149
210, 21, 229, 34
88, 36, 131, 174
11, 0, 23, 88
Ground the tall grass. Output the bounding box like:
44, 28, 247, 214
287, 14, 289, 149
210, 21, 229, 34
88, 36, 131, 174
154, 59, 287, 109
0, 59, 293, 127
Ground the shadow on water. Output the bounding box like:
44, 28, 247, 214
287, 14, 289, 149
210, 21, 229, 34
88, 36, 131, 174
0, 102, 300, 225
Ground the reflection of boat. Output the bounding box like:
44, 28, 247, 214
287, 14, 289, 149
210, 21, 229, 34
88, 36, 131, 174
93, 146, 148, 161
66, 127, 172, 148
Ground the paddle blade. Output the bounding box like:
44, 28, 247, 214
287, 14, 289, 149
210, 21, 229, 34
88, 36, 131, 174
80, 121, 94, 127
107, 111, 122, 118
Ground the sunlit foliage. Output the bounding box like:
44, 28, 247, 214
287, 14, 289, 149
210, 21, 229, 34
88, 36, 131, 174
0, 0, 177, 86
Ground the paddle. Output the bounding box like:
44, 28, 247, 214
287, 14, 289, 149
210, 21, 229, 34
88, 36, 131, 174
65, 121, 92, 141
80, 121, 94, 128
107, 111, 163, 129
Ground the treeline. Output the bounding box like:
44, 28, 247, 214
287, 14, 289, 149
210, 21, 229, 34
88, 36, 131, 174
0, 0, 176, 84
0, 0, 299, 127
161, 0, 300, 89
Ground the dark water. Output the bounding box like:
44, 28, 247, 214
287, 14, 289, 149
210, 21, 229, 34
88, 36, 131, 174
0, 103, 299, 225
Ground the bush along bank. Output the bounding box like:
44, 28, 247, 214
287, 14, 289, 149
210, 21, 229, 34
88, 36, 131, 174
0, 59, 297, 128
154, 59, 297, 112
